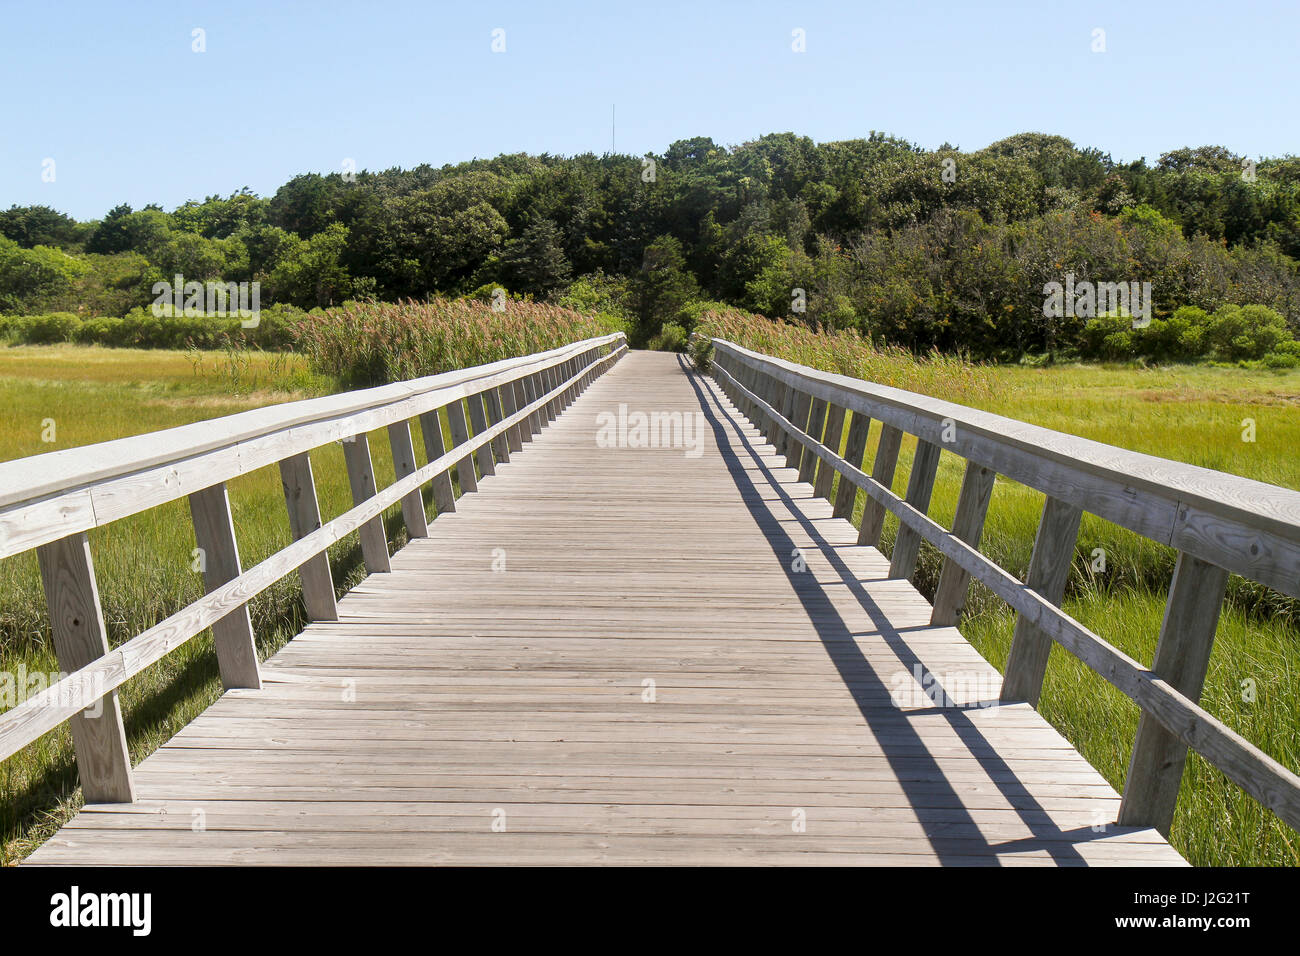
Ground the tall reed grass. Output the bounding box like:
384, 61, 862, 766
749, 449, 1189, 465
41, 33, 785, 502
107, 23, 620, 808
293, 298, 626, 387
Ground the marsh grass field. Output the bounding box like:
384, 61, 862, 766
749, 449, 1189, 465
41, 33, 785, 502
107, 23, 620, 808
2, 336, 1299, 865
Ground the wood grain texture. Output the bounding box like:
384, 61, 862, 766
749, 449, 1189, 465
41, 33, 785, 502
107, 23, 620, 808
26, 352, 1182, 866
834, 412, 871, 520
931, 461, 996, 627
188, 483, 262, 689
417, 409, 456, 517
889, 439, 942, 581
387, 421, 429, 538
35, 533, 135, 802
278, 452, 338, 623
465, 392, 496, 478
1118, 553, 1229, 835
1000, 497, 1083, 706
444, 400, 478, 495
342, 433, 392, 574
859, 424, 902, 548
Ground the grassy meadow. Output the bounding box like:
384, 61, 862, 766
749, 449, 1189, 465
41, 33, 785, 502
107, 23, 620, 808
698, 310, 1300, 866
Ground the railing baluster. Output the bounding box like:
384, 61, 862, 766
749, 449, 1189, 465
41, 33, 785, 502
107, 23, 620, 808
888, 439, 942, 580
445, 399, 478, 494
36, 532, 135, 802
1118, 553, 1230, 835
387, 420, 429, 538
814, 403, 845, 500
833, 412, 871, 519
417, 408, 457, 516
524, 374, 544, 435
771, 379, 791, 456
785, 391, 812, 472
543, 367, 559, 421
485, 388, 512, 463
930, 461, 997, 626
799, 399, 828, 485
465, 391, 496, 478
342, 432, 391, 573
511, 379, 534, 444
859, 424, 903, 547
1000, 495, 1084, 705
279, 451, 338, 622
189, 482, 262, 688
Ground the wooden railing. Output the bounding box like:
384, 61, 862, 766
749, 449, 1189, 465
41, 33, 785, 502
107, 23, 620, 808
700, 334, 1300, 838
0, 332, 627, 801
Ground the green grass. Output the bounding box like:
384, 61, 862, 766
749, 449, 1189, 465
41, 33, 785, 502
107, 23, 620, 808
0, 345, 473, 864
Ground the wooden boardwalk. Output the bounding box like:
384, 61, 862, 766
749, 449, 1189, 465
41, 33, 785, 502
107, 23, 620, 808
28, 351, 1185, 865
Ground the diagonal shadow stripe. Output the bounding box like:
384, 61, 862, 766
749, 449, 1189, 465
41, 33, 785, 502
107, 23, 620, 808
676, 353, 1126, 865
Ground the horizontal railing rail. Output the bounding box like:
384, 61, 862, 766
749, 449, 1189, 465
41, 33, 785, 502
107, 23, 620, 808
698, 333, 1300, 839
0, 332, 627, 802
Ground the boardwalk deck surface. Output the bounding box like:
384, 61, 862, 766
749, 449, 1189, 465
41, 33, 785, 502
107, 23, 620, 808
28, 351, 1185, 865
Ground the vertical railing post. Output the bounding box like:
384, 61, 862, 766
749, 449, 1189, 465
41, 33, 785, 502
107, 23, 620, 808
1000, 496, 1084, 705
445, 399, 478, 494
36, 532, 135, 802
465, 391, 496, 479
799, 398, 828, 485
511, 379, 534, 445
1118, 553, 1230, 835
189, 482, 262, 688
387, 420, 429, 538
342, 432, 391, 573
930, 461, 997, 626
785, 391, 812, 472
771, 380, 790, 456
888, 439, 942, 581
485, 388, 512, 463
279, 451, 338, 622
833, 412, 871, 520
814, 403, 846, 501
859, 424, 903, 547
524, 374, 544, 435
418, 408, 457, 516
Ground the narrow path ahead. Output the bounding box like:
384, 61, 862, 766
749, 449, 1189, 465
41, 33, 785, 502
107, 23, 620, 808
30, 351, 1184, 865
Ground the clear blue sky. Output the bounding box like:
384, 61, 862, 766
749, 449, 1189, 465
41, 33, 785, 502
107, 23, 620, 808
2, 0, 1296, 220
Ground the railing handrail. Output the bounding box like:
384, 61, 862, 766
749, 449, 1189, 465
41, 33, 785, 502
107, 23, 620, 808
699, 332, 1300, 840
709, 337, 1300, 598
0, 332, 626, 560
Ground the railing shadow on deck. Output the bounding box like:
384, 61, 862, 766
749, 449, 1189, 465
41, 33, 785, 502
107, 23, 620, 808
678, 354, 1127, 865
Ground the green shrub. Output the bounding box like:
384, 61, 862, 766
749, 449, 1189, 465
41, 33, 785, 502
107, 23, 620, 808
648, 322, 688, 352
11, 312, 82, 343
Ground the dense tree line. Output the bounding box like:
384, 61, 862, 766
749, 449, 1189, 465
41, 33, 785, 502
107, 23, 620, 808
3, 131, 1298, 359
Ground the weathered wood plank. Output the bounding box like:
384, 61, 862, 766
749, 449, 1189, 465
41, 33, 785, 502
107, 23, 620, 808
188, 483, 262, 689
36, 533, 135, 802
889, 439, 942, 581
859, 424, 902, 547
1000, 496, 1083, 706
931, 461, 996, 626
1118, 553, 1229, 835
278, 452, 338, 622
342, 433, 392, 574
